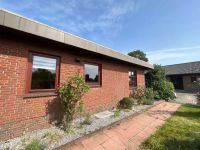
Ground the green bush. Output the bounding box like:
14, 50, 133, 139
25, 139, 46, 150
58, 74, 90, 130
145, 64, 175, 100
132, 87, 145, 104
131, 87, 154, 105
143, 88, 154, 105
118, 97, 134, 109
154, 80, 175, 101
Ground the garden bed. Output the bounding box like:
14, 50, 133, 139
0, 101, 163, 150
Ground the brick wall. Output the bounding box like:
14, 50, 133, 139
182, 75, 200, 92
0, 34, 146, 141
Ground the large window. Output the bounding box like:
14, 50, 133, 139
26, 52, 60, 93
129, 70, 137, 88
84, 63, 101, 86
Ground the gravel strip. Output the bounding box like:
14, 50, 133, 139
0, 101, 162, 150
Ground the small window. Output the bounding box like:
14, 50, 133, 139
84, 63, 101, 86
26, 52, 60, 93
191, 76, 197, 83
129, 71, 137, 88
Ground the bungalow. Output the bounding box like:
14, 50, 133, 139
164, 61, 200, 92
0, 9, 153, 141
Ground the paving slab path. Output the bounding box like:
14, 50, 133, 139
59, 102, 181, 150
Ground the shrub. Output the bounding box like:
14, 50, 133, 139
132, 87, 145, 104
143, 88, 154, 105
132, 87, 154, 105
155, 80, 175, 101
145, 64, 175, 101
58, 74, 90, 131
25, 139, 46, 150
163, 81, 175, 100
153, 91, 161, 100
118, 97, 134, 109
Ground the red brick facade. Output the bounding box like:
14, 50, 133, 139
0, 30, 146, 141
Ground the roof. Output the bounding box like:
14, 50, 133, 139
0, 8, 153, 69
164, 61, 200, 75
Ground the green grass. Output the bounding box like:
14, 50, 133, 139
141, 104, 200, 150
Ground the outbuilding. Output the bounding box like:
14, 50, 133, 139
164, 61, 200, 92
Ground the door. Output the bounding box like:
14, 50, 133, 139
169, 75, 184, 90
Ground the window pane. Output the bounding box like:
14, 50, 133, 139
85, 64, 99, 82
129, 71, 137, 87
31, 55, 57, 89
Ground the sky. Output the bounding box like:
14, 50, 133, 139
0, 0, 200, 65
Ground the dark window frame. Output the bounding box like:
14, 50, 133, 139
26, 52, 60, 93
84, 62, 102, 87
129, 70, 137, 88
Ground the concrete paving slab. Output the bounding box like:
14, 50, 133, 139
94, 111, 114, 119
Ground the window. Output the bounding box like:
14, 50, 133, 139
129, 71, 137, 88
191, 76, 197, 83
84, 63, 101, 86
26, 52, 60, 93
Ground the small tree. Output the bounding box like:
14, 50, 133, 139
58, 74, 90, 130
128, 50, 148, 62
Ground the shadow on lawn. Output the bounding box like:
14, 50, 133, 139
173, 104, 200, 120
162, 137, 200, 150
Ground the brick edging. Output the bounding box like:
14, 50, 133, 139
56, 100, 165, 150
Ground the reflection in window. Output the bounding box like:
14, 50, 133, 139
31, 56, 57, 89
84, 63, 99, 83
129, 71, 137, 87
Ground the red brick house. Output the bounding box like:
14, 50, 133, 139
0, 9, 153, 141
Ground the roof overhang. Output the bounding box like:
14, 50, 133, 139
0, 8, 153, 69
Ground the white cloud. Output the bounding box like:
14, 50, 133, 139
0, 0, 137, 37
147, 46, 200, 65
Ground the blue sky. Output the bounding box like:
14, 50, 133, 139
0, 0, 200, 65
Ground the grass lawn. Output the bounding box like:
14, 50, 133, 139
141, 104, 200, 150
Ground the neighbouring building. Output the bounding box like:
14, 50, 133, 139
0, 9, 153, 141
164, 61, 200, 92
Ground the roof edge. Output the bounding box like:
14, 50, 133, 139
0, 8, 153, 69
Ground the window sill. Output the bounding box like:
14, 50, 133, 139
129, 86, 137, 90
88, 84, 102, 88
23, 92, 58, 99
